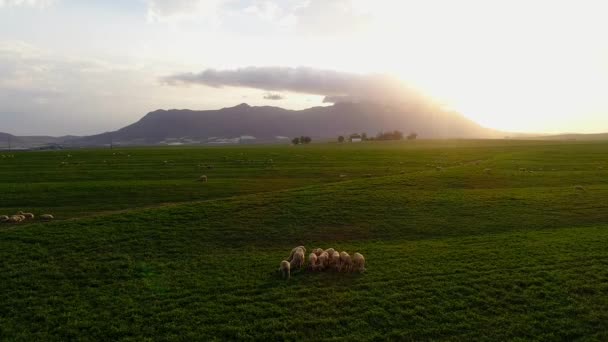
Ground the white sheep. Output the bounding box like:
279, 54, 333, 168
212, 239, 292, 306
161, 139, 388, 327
18, 211, 34, 219
288, 246, 306, 261
308, 253, 319, 271
330, 251, 341, 271
339, 251, 353, 272
279, 260, 290, 279
324, 248, 335, 257
312, 248, 324, 256
199, 175, 208, 182
40, 214, 54, 221
9, 215, 24, 223
290, 249, 305, 270
352, 253, 366, 272
0, 215, 9, 222
317, 252, 329, 271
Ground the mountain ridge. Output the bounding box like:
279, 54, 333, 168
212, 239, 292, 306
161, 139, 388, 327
9, 102, 604, 148
66, 102, 502, 146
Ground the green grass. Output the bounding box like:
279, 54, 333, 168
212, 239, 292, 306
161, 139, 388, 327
1, 140, 608, 340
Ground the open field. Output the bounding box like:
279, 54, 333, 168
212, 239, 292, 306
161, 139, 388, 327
2, 140, 608, 340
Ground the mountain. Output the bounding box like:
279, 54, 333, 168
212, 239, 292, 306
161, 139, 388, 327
0, 132, 73, 149
69, 102, 503, 146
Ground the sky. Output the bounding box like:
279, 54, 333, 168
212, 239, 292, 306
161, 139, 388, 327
1, 0, 607, 136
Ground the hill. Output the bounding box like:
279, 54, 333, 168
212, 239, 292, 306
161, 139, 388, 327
69, 102, 502, 146
531, 132, 608, 141
0, 132, 70, 149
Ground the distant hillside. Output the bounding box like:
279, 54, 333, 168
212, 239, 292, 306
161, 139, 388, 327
69, 102, 502, 146
0, 132, 70, 149
529, 133, 608, 141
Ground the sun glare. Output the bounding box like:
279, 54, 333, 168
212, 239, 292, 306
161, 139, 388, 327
349, 0, 608, 132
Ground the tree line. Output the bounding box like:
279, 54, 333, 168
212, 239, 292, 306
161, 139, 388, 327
338, 131, 417, 142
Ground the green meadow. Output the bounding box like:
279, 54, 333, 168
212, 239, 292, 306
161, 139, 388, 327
1, 140, 608, 340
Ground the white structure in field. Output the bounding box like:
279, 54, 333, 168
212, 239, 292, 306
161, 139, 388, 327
351, 138, 362, 143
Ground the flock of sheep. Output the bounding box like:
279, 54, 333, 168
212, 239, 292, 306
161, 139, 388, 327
0, 211, 54, 224
279, 246, 366, 279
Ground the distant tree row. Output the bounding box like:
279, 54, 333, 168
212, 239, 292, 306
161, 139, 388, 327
292, 136, 312, 145
337, 131, 417, 142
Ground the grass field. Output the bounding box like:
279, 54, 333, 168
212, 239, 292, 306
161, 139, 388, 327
1, 140, 608, 340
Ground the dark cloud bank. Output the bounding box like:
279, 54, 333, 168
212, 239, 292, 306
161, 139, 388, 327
163, 66, 431, 105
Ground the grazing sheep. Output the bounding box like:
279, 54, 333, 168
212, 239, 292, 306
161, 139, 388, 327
290, 249, 305, 270
339, 174, 347, 178
199, 175, 208, 182
324, 248, 335, 256
40, 214, 54, 221
575, 185, 586, 191
0, 215, 9, 222
317, 252, 329, 270
8, 215, 24, 223
484, 168, 492, 174
279, 260, 290, 279
18, 211, 34, 219
339, 251, 353, 272
288, 246, 306, 261
308, 253, 319, 271
352, 253, 366, 272
312, 248, 324, 256
330, 251, 341, 271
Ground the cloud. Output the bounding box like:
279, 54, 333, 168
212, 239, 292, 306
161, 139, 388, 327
146, 0, 226, 23
0, 0, 55, 8
263, 92, 284, 100
293, 0, 371, 35
164, 66, 430, 105
144, 0, 370, 36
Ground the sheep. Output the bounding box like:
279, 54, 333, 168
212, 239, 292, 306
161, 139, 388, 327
329, 251, 341, 271
290, 249, 305, 270
484, 168, 492, 174
279, 260, 290, 280
312, 248, 324, 256
574, 185, 586, 191
0, 215, 9, 222
17, 211, 34, 219
8, 215, 24, 223
288, 246, 306, 261
317, 252, 329, 271
324, 248, 335, 256
339, 174, 347, 178
339, 251, 353, 272
352, 253, 366, 272
199, 175, 208, 182
308, 253, 319, 271
40, 214, 54, 221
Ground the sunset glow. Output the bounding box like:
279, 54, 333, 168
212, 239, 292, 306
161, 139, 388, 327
1, 0, 607, 135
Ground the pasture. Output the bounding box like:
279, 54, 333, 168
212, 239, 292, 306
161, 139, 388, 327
1, 140, 608, 340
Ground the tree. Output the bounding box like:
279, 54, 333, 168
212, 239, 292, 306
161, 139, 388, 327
376, 130, 404, 141
361, 132, 368, 141
292, 137, 300, 145
338, 135, 345, 143
407, 132, 418, 140
303, 136, 312, 144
